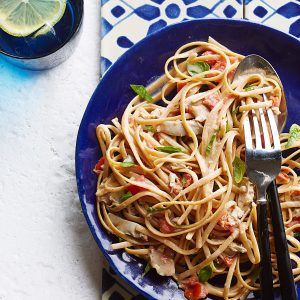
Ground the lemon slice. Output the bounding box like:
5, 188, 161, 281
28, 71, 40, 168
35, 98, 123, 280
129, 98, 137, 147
0, 0, 67, 37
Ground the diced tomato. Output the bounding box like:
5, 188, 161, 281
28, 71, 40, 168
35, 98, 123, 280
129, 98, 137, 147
94, 157, 105, 171
127, 184, 146, 194
183, 278, 208, 300
218, 212, 235, 233
159, 218, 175, 234
127, 175, 147, 194
153, 132, 161, 141
202, 93, 221, 110
202, 50, 217, 67
182, 173, 193, 188
212, 59, 226, 72
222, 255, 235, 267
288, 217, 300, 228
276, 172, 290, 185
177, 82, 186, 92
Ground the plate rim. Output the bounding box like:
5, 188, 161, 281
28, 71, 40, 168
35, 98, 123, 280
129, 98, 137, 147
75, 18, 300, 300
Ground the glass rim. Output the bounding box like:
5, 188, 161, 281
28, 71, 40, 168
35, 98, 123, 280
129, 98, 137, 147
0, 0, 84, 60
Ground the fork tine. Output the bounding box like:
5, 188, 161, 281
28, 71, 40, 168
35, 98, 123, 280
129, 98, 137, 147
263, 94, 281, 150
243, 114, 253, 149
267, 108, 281, 150
252, 109, 262, 149
259, 107, 272, 149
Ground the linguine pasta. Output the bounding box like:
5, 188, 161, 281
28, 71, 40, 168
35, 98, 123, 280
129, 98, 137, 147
94, 38, 300, 300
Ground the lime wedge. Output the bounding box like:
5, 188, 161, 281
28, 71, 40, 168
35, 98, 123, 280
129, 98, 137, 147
0, 0, 67, 37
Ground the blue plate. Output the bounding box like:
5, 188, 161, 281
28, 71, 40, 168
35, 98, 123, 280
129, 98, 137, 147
76, 19, 300, 299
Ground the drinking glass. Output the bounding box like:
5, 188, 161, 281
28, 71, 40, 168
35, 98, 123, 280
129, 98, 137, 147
0, 0, 84, 70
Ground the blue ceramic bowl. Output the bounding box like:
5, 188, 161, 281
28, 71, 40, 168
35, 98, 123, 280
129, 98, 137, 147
76, 19, 300, 299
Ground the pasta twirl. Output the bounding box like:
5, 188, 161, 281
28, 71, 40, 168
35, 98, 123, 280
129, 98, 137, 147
94, 38, 300, 300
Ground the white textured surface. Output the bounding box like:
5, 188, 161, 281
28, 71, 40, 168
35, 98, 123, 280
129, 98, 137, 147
0, 1, 103, 299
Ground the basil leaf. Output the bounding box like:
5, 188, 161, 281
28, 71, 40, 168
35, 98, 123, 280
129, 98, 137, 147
286, 124, 300, 148
145, 125, 156, 133
187, 61, 210, 76
244, 85, 257, 91
118, 237, 125, 242
232, 106, 240, 117
156, 146, 183, 153
225, 121, 230, 133
233, 156, 246, 183
120, 191, 133, 202
130, 84, 153, 102
142, 262, 152, 277
206, 134, 216, 156
198, 265, 213, 282
120, 162, 135, 167
145, 205, 166, 213
294, 232, 300, 238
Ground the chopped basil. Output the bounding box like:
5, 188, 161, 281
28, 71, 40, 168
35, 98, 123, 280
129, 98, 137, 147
249, 267, 260, 282
225, 121, 230, 133
130, 84, 153, 102
233, 156, 246, 183
294, 232, 300, 238
118, 237, 125, 242
187, 61, 210, 76
120, 162, 135, 167
120, 191, 133, 202
244, 84, 257, 91
145, 205, 166, 213
232, 105, 240, 118
206, 134, 216, 156
286, 124, 300, 148
145, 125, 156, 133
142, 262, 152, 277
156, 146, 183, 153
198, 265, 213, 282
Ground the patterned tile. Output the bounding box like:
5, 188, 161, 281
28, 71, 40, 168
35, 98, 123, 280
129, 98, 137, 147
100, 0, 243, 75
244, 0, 300, 39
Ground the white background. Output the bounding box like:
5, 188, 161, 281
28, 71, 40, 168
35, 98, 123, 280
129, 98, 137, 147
0, 1, 103, 299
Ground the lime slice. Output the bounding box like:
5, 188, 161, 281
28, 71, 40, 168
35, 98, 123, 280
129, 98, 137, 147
0, 0, 67, 37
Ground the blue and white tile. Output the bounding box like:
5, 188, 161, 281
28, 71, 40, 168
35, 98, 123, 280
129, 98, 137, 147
101, 0, 134, 27
100, 0, 243, 75
244, 0, 300, 39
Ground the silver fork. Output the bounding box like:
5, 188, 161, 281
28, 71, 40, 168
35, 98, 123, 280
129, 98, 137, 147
243, 95, 282, 300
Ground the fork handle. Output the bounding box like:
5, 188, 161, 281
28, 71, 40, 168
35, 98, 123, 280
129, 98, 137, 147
268, 181, 298, 300
257, 200, 274, 300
